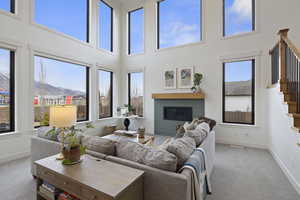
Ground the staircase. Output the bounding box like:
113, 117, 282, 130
269, 29, 300, 136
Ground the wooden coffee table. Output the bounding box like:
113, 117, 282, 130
35, 154, 144, 200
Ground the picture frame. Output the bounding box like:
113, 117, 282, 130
177, 67, 194, 89
163, 69, 177, 89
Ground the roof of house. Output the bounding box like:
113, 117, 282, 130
225, 80, 252, 96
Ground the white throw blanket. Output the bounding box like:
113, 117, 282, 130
179, 148, 212, 200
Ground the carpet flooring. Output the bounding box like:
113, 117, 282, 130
0, 144, 299, 200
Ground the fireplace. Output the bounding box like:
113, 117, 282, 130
164, 107, 193, 122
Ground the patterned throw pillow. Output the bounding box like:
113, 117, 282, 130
185, 122, 210, 146
37, 126, 59, 141
166, 136, 196, 168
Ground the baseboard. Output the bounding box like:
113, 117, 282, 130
216, 139, 268, 150
0, 151, 30, 165
269, 149, 300, 196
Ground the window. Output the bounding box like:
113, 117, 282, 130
128, 72, 144, 117
34, 56, 89, 127
0, 48, 15, 133
223, 0, 255, 36
128, 8, 144, 54
157, 0, 202, 49
35, 0, 89, 42
0, 0, 14, 13
99, 0, 113, 52
98, 70, 113, 119
223, 60, 255, 124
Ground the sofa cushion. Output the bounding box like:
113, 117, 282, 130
185, 122, 210, 146
116, 140, 178, 172
82, 136, 115, 156
37, 127, 59, 141
116, 140, 148, 163
143, 148, 178, 172
166, 136, 196, 168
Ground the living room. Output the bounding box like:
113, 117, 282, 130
1, 0, 300, 200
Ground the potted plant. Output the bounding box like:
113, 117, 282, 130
191, 73, 203, 93
47, 122, 94, 165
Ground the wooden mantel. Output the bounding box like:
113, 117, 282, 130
152, 92, 205, 100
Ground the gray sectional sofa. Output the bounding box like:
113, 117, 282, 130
31, 129, 215, 200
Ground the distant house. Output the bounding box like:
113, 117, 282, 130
225, 80, 252, 112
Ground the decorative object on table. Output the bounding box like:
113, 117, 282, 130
47, 105, 93, 164
191, 73, 203, 93
163, 69, 177, 89
177, 67, 194, 89
138, 127, 145, 138
123, 118, 130, 131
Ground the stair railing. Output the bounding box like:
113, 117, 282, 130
270, 29, 300, 114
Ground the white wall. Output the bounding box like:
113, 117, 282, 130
119, 0, 300, 192
0, 0, 122, 164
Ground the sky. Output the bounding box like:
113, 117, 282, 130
129, 8, 144, 54
0, 49, 10, 76
0, 0, 10, 12
130, 72, 143, 97
99, 1, 112, 51
99, 70, 111, 96
34, 56, 87, 93
225, 60, 252, 82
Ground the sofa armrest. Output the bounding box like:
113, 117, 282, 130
31, 136, 61, 176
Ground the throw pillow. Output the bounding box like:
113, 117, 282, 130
198, 117, 216, 131
116, 140, 148, 164
166, 136, 196, 168
37, 126, 59, 141
82, 136, 116, 156
143, 148, 178, 172
185, 122, 210, 146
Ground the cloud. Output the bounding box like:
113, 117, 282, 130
160, 22, 200, 47
230, 0, 252, 20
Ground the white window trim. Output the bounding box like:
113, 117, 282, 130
0, 0, 20, 20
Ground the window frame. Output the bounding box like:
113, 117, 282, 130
33, 55, 90, 127
98, 69, 113, 119
222, 0, 256, 37
10, 0, 15, 13
222, 59, 255, 125
128, 7, 144, 55
33, 0, 90, 43
128, 72, 144, 117
98, 0, 114, 52
0, 49, 15, 134
156, 0, 203, 49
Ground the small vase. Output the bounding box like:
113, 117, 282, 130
62, 146, 81, 162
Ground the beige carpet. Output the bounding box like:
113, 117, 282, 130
0, 144, 299, 200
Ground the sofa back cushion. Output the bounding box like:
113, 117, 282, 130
166, 136, 196, 168
82, 136, 115, 156
116, 140, 178, 172
185, 122, 210, 146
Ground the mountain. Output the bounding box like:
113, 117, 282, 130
0, 72, 84, 96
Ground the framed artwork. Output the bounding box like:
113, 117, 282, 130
178, 67, 194, 89
163, 69, 177, 89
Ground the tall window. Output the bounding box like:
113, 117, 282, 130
34, 56, 89, 127
99, 0, 113, 52
35, 0, 89, 42
128, 8, 144, 54
0, 48, 14, 133
128, 72, 143, 117
0, 0, 15, 13
223, 60, 255, 124
98, 70, 113, 119
157, 0, 202, 49
223, 0, 255, 36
